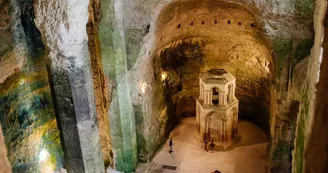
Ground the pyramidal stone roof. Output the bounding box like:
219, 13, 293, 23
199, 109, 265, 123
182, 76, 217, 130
200, 69, 235, 84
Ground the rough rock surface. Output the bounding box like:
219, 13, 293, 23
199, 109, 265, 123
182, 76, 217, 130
87, 0, 113, 167
302, 0, 328, 172
98, 0, 315, 171
126, 0, 290, 165
0, 0, 317, 173
35, 0, 105, 172
0, 124, 11, 173
34, 0, 91, 71
0, 0, 28, 84
99, 0, 138, 172
0, 0, 65, 172
0, 60, 64, 172
291, 0, 326, 172
153, 1, 273, 127
304, 3, 328, 172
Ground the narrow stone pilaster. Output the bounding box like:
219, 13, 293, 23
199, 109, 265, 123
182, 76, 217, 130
234, 112, 238, 137
48, 65, 105, 173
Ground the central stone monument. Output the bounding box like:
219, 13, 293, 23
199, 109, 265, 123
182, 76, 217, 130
195, 69, 240, 151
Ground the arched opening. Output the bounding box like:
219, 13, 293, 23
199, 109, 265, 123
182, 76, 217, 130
205, 111, 222, 142
133, 0, 274, 171
152, 0, 273, 132
209, 112, 222, 142
212, 87, 219, 105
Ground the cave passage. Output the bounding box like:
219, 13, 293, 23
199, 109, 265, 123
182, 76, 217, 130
138, 0, 274, 170
151, 0, 273, 138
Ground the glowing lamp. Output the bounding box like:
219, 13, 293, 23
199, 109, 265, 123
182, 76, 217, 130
161, 72, 167, 81
39, 149, 49, 162
141, 82, 147, 94
19, 79, 25, 85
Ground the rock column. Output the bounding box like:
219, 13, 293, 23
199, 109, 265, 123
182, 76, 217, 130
35, 0, 105, 172
304, 2, 328, 172
98, 0, 138, 171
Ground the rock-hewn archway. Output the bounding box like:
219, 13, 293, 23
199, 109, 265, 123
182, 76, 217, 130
130, 0, 274, 162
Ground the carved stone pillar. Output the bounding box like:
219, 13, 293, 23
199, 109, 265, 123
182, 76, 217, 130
206, 91, 211, 105
232, 85, 235, 101
234, 110, 238, 137
222, 118, 228, 143
196, 105, 200, 132
200, 84, 203, 100
35, 0, 105, 172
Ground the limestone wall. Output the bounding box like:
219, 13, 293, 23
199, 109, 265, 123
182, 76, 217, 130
0, 0, 64, 172
98, 0, 315, 171
0, 0, 27, 84
292, 0, 327, 173
304, 2, 328, 172
0, 124, 11, 173
0, 0, 316, 172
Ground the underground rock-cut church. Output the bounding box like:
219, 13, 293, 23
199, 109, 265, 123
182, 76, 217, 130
195, 69, 240, 150
1, 0, 328, 173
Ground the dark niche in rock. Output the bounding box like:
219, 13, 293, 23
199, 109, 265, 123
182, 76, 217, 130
154, 40, 206, 136
20, 2, 45, 58
144, 24, 151, 34
159, 41, 204, 72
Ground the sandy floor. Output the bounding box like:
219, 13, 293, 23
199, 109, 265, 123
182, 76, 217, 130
136, 117, 269, 173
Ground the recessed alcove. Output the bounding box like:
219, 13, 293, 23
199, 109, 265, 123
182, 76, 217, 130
134, 0, 275, 170
212, 87, 219, 105
152, 0, 273, 137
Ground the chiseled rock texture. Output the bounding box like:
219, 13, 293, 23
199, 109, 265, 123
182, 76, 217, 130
304, 3, 328, 172
99, 0, 312, 171
35, 0, 105, 172
0, 0, 64, 172
99, 0, 138, 171
34, 0, 91, 71
0, 0, 318, 172
0, 0, 27, 84
0, 125, 11, 173
1, 0, 111, 172
98, 0, 315, 171
295, 0, 327, 172
87, 0, 113, 167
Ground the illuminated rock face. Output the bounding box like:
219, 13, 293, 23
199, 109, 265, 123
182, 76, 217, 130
35, 0, 105, 172
0, 0, 320, 172
0, 124, 11, 173
196, 69, 240, 150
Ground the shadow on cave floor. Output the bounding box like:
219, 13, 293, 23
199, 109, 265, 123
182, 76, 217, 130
136, 117, 269, 173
